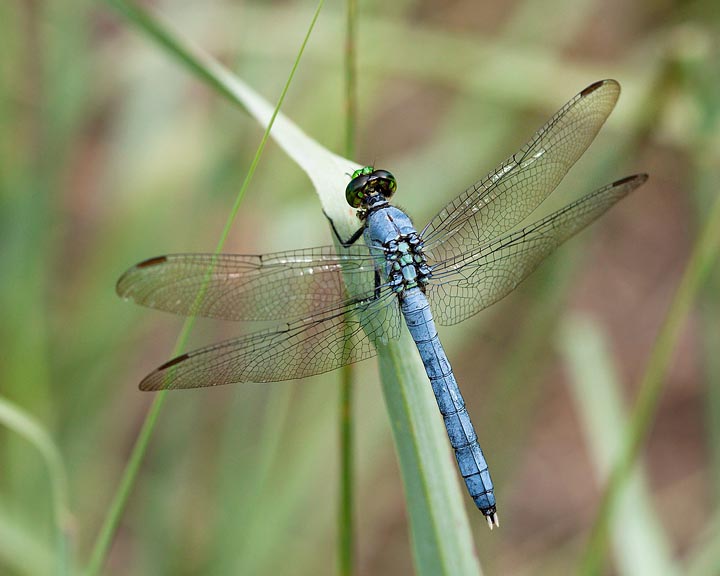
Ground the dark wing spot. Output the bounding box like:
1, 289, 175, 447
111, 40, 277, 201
140, 353, 191, 391
158, 353, 189, 371
137, 255, 168, 268
613, 173, 648, 186
580, 79, 609, 97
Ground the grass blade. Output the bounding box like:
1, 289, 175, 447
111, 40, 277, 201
339, 1, 358, 573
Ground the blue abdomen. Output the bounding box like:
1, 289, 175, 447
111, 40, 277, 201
401, 288, 496, 515
364, 205, 496, 517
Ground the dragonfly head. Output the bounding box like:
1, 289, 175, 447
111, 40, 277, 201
346, 167, 397, 209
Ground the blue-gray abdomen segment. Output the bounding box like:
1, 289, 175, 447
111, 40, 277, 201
401, 289, 496, 514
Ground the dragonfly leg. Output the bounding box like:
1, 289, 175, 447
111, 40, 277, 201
323, 210, 365, 247
374, 268, 382, 300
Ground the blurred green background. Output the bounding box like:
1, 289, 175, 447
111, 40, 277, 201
2, 0, 720, 574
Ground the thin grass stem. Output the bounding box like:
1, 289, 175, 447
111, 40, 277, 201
338, 2, 358, 575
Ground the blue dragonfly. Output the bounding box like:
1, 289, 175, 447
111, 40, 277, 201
117, 79, 647, 528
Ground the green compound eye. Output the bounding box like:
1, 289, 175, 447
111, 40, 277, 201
372, 170, 397, 199
345, 168, 397, 208
346, 174, 369, 208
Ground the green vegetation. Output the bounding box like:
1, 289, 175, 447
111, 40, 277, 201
1, 1, 719, 574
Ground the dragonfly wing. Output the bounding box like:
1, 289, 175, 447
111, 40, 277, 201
426, 174, 647, 326
116, 245, 379, 322
421, 80, 620, 259
139, 289, 402, 390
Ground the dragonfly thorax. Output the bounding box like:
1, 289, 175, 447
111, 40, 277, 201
386, 233, 432, 295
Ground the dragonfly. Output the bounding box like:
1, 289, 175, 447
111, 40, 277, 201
117, 79, 647, 529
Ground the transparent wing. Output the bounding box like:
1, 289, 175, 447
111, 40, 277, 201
421, 79, 621, 260
139, 288, 402, 390
426, 174, 648, 325
116, 245, 379, 322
